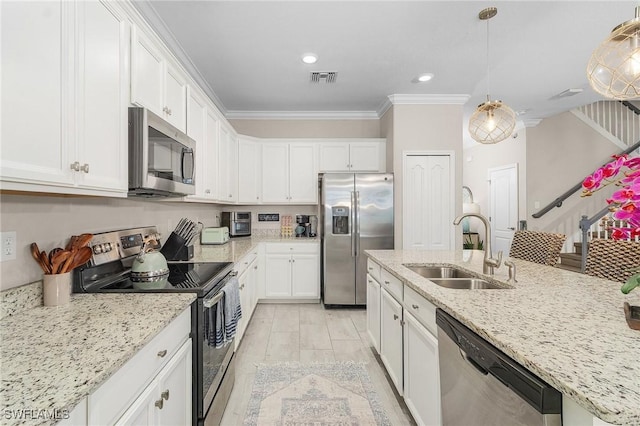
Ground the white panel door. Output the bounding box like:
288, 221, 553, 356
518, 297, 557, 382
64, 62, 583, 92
380, 288, 403, 396
261, 143, 289, 203
489, 164, 518, 255
76, 0, 128, 192
404, 311, 441, 426
403, 154, 452, 250
1, 1, 73, 186
289, 143, 317, 203
131, 26, 163, 116
156, 340, 192, 426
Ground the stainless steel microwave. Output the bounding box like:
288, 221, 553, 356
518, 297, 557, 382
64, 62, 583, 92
128, 107, 195, 197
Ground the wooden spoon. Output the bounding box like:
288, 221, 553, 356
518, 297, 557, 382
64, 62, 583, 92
75, 233, 93, 249
30, 242, 50, 274
61, 247, 92, 274
65, 235, 77, 251
51, 250, 71, 274
48, 247, 63, 264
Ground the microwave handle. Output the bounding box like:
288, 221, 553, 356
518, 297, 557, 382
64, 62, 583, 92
181, 148, 194, 183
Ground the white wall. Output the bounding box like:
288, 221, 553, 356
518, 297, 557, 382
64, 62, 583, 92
463, 128, 528, 242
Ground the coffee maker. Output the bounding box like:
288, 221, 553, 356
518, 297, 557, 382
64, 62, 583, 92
295, 214, 318, 237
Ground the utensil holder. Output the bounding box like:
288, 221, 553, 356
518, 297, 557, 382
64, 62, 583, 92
43, 272, 72, 307
160, 232, 194, 261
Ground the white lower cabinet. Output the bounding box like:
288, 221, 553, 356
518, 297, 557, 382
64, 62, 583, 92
404, 310, 441, 426
236, 249, 259, 348
116, 339, 192, 426
380, 287, 403, 396
263, 242, 320, 300
366, 273, 381, 353
87, 308, 191, 425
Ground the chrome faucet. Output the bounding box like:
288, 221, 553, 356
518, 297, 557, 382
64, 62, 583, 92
453, 213, 502, 274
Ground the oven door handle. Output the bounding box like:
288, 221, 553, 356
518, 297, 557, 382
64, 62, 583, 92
203, 291, 224, 308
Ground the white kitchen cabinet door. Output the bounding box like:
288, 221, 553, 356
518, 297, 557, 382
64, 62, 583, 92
203, 108, 220, 199
404, 311, 441, 426
288, 143, 318, 203
1, 1, 73, 186
75, 0, 128, 192
319, 143, 351, 172
130, 26, 164, 117
366, 274, 381, 353
380, 288, 403, 396
186, 87, 207, 198
218, 124, 238, 203
264, 254, 293, 297
238, 137, 261, 203
236, 268, 250, 347
291, 254, 320, 298
349, 142, 382, 172
115, 379, 158, 425
261, 142, 289, 203
163, 61, 187, 132
156, 339, 192, 426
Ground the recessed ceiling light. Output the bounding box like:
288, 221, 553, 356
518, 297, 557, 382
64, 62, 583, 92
302, 53, 318, 64
412, 73, 434, 83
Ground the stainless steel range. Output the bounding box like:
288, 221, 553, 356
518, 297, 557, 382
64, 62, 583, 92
72, 226, 235, 426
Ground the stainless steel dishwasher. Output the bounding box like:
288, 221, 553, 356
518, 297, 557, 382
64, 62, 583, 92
436, 309, 562, 426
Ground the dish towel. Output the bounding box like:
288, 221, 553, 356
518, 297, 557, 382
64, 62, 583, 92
205, 298, 226, 348
222, 276, 242, 342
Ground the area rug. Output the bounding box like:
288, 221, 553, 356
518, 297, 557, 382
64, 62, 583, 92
244, 361, 391, 425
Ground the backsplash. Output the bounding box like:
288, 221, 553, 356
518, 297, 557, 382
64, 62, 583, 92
0, 194, 320, 290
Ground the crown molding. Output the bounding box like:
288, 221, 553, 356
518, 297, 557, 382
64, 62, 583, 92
378, 94, 470, 117
225, 110, 380, 120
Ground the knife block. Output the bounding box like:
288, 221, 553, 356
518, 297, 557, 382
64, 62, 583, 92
160, 232, 194, 261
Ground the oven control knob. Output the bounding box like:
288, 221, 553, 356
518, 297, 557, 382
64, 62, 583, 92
103, 242, 112, 253
93, 245, 103, 254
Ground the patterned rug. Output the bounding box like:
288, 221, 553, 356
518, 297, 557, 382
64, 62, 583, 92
244, 361, 391, 425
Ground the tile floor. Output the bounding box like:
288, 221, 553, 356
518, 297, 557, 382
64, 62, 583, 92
220, 302, 415, 425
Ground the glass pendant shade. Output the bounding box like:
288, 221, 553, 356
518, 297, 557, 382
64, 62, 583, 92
469, 99, 516, 144
587, 7, 640, 100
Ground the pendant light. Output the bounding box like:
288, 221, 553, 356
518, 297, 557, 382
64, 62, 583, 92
587, 7, 640, 100
469, 7, 516, 144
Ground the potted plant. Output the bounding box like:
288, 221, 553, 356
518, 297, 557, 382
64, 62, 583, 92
582, 154, 640, 329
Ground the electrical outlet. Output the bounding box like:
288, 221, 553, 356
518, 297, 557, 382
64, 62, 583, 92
1, 231, 17, 261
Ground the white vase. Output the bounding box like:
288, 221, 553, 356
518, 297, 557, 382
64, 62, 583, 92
43, 272, 72, 307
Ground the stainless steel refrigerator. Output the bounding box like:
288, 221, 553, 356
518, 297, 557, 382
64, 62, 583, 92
321, 173, 394, 306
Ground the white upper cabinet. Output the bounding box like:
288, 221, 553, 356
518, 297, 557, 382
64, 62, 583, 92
203, 108, 221, 200
319, 140, 385, 172
186, 86, 208, 199
261, 141, 318, 204
131, 25, 187, 132
218, 123, 238, 203
1, 0, 128, 196
238, 137, 261, 203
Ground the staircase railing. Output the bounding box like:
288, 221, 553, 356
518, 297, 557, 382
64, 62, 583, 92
532, 139, 640, 219
577, 100, 640, 148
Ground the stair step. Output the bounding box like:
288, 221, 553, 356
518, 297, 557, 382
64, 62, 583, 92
573, 242, 583, 255
559, 253, 582, 268
555, 263, 582, 273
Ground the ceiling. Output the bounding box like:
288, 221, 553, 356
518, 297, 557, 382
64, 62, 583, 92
137, 1, 638, 132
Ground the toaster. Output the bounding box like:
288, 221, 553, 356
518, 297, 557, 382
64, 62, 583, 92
200, 227, 230, 245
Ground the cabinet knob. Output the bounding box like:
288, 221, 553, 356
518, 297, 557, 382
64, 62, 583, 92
167, 108, 172, 116
393, 314, 399, 320
256, 196, 259, 200
155, 399, 164, 409
80, 163, 89, 173
254, 265, 258, 269
70, 161, 80, 171
292, 259, 295, 263
161, 390, 170, 400
229, 194, 232, 198
157, 349, 167, 358
163, 106, 168, 113
368, 267, 373, 271
205, 189, 211, 194
384, 280, 390, 285
412, 304, 419, 310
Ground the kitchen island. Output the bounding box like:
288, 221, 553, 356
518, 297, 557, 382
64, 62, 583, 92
366, 249, 640, 426
0, 292, 195, 426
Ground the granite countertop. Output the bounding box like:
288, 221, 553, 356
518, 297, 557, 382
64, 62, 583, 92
0, 293, 196, 426
366, 249, 640, 426
192, 234, 319, 263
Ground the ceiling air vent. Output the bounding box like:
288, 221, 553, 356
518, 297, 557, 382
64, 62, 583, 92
310, 71, 337, 84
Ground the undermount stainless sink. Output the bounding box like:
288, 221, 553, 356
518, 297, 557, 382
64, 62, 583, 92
404, 265, 475, 279
428, 278, 505, 290
403, 264, 509, 289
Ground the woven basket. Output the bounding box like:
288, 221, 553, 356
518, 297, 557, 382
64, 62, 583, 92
585, 239, 640, 283
508, 230, 566, 266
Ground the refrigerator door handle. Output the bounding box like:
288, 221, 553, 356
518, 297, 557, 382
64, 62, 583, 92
351, 190, 356, 257
355, 190, 361, 257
